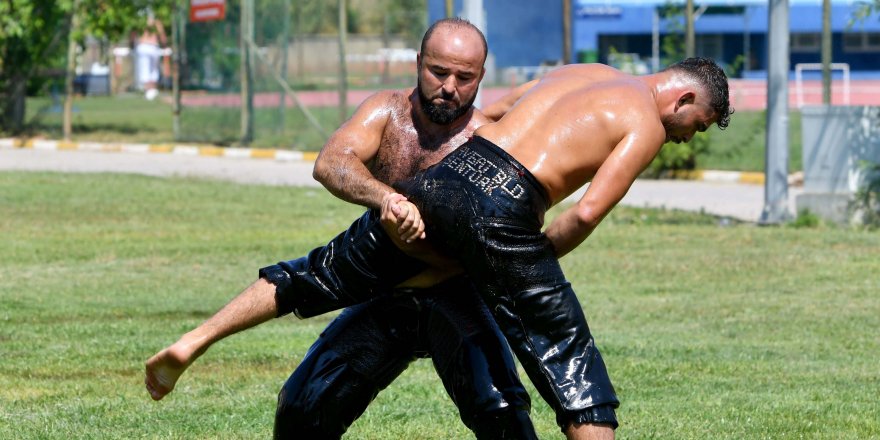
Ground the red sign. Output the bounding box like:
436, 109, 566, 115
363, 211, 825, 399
190, 0, 226, 23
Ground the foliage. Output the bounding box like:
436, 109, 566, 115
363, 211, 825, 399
0, 0, 173, 134
645, 131, 712, 177
789, 209, 822, 229
659, 1, 686, 68
850, 161, 880, 228
0, 0, 71, 132
850, 0, 880, 24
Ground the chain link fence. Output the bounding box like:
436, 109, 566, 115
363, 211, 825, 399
170, 0, 427, 149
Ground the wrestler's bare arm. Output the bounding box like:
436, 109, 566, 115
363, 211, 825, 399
313, 92, 396, 210
545, 128, 664, 258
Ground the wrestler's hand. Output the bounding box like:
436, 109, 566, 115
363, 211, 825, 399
380, 192, 426, 244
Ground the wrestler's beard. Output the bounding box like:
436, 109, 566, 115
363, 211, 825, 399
417, 78, 476, 125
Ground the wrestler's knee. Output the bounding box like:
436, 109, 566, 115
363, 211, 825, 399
273, 367, 376, 440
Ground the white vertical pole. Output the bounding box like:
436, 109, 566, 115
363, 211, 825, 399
760, 0, 792, 224
463, 0, 485, 108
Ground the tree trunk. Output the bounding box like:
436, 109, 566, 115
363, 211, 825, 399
0, 75, 27, 134
64, 0, 81, 141
240, 0, 255, 145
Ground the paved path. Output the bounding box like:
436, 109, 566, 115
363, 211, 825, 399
1, 148, 801, 222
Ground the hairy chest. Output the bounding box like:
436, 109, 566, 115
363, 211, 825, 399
371, 119, 468, 185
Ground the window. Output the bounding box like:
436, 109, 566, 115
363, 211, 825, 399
791, 33, 820, 52
843, 32, 880, 52
696, 35, 723, 60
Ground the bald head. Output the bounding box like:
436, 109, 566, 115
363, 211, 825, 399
420, 18, 487, 64
415, 18, 487, 125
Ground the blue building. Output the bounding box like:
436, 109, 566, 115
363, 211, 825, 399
429, 0, 880, 79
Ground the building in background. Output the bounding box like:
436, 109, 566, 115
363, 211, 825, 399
431, 0, 880, 81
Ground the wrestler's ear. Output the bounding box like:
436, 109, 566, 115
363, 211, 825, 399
675, 91, 696, 111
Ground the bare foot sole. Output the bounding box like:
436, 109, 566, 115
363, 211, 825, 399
144, 344, 192, 401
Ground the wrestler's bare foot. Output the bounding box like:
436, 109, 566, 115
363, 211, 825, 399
144, 338, 201, 401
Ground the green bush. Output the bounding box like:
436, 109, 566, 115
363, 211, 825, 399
645, 131, 711, 177
789, 209, 822, 229
850, 161, 880, 228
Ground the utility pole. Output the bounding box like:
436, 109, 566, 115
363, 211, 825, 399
562, 0, 572, 64
240, 0, 255, 145
446, 0, 454, 17
63, 0, 81, 141
821, 0, 831, 104
337, 0, 349, 125
685, 0, 695, 58
761, 0, 792, 224
279, 0, 291, 134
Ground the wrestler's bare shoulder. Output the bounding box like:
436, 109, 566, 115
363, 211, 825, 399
357, 89, 415, 119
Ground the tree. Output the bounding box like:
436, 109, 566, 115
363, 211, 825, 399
0, 0, 171, 135
0, 1, 71, 134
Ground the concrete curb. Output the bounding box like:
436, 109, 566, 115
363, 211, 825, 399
3, 137, 780, 185
0, 137, 319, 162
669, 169, 766, 185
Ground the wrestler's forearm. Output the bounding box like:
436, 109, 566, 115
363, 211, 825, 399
313, 154, 395, 210
544, 207, 598, 258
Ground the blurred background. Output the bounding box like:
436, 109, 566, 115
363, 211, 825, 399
2, 0, 880, 222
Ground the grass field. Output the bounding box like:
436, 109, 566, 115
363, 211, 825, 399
22, 95, 342, 150
1, 171, 878, 439
20, 95, 801, 171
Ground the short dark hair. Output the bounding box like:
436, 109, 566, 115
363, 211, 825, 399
664, 57, 734, 130
420, 17, 488, 64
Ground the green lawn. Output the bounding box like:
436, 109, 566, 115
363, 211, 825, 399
20, 95, 800, 171
697, 109, 803, 172
22, 95, 345, 150
1, 172, 877, 439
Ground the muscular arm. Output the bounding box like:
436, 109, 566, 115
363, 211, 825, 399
481, 79, 539, 122
312, 92, 396, 210
545, 131, 663, 258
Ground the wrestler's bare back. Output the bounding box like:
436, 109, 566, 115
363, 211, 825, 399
476, 64, 667, 205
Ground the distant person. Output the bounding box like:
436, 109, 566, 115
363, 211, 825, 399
132, 10, 166, 100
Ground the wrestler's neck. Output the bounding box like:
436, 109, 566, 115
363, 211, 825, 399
643, 71, 694, 113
